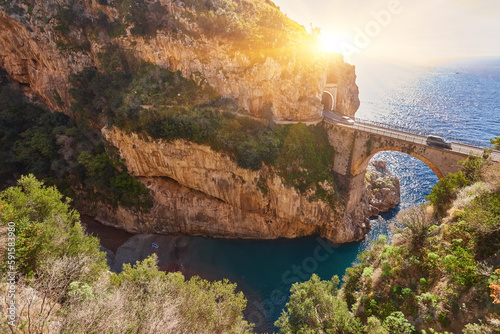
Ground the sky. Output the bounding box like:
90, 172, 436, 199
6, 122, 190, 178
272, 0, 500, 65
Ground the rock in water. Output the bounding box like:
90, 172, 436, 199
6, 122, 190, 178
363, 160, 401, 217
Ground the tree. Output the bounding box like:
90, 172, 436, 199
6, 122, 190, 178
0, 174, 107, 277
426, 171, 469, 216
0, 175, 108, 331
382, 312, 415, 334
491, 135, 500, 150
275, 274, 364, 333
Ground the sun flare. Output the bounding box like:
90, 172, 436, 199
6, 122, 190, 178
319, 33, 348, 54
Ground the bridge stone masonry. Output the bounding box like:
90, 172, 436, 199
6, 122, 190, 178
322, 112, 500, 222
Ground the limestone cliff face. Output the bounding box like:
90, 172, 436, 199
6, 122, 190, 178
132, 35, 359, 120
0, 9, 92, 112
94, 127, 366, 243
0, 0, 359, 121
328, 55, 360, 117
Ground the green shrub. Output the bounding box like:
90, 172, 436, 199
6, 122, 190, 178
0, 175, 107, 279
77, 150, 153, 211
460, 192, 500, 258
366, 316, 389, 334
343, 265, 363, 308
382, 311, 415, 334
441, 246, 478, 286
402, 288, 412, 298
460, 154, 486, 184
491, 135, 500, 150
276, 123, 336, 199
427, 171, 469, 216
276, 274, 363, 334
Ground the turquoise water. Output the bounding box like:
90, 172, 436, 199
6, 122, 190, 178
96, 58, 499, 333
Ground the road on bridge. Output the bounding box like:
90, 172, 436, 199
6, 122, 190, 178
323, 110, 500, 162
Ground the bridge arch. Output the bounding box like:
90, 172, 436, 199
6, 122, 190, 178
321, 91, 334, 111
351, 146, 445, 179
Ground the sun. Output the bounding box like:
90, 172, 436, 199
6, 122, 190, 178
319, 33, 348, 54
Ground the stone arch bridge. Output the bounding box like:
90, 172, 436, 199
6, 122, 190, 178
322, 112, 500, 214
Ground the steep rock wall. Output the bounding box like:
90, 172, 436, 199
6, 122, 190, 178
327, 55, 360, 117
93, 127, 367, 243
0, 9, 92, 111
0, 0, 359, 121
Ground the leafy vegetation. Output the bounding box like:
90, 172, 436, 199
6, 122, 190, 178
275, 274, 364, 333
277, 152, 500, 333
426, 153, 488, 217
115, 0, 179, 37
0, 176, 253, 333
0, 67, 152, 211
0, 174, 107, 278
276, 123, 336, 198
77, 150, 152, 210
44, 0, 315, 68
491, 135, 500, 150
53, 2, 92, 51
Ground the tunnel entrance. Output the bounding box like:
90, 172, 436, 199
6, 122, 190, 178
321, 91, 334, 111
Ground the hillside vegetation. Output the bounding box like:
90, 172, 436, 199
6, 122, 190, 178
0, 69, 152, 211
276, 152, 500, 333
0, 175, 253, 333
3, 150, 498, 333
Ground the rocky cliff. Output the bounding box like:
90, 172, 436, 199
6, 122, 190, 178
84, 132, 400, 243
0, 0, 359, 121
90, 127, 366, 243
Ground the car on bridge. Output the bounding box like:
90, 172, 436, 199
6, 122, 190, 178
340, 116, 355, 125
426, 135, 452, 149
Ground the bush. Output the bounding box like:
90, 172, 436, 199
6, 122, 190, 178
396, 206, 437, 252
77, 150, 153, 211
276, 274, 364, 333
427, 171, 469, 216
59, 254, 254, 333
343, 265, 363, 308
0, 175, 107, 279
382, 311, 415, 334
367, 316, 389, 334
490, 135, 500, 150
459, 192, 500, 258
